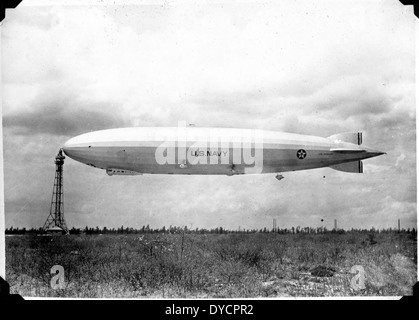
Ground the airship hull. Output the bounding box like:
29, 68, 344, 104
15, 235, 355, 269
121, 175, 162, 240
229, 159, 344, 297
63, 127, 384, 175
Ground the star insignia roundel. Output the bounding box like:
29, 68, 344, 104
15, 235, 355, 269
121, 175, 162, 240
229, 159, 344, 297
296, 149, 307, 159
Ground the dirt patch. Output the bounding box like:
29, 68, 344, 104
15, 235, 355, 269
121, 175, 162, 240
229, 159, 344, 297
310, 265, 336, 277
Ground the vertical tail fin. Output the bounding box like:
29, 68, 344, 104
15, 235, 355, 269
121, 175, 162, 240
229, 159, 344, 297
328, 132, 362, 145
329, 161, 363, 173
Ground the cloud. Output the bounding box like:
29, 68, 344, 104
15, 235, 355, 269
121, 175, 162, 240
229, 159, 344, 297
395, 153, 407, 167
3, 91, 131, 137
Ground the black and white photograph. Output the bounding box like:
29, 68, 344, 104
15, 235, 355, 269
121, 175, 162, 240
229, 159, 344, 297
0, 0, 417, 302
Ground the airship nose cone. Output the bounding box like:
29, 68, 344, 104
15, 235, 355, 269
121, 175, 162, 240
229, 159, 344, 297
62, 137, 76, 156
62, 134, 91, 159
63, 138, 72, 149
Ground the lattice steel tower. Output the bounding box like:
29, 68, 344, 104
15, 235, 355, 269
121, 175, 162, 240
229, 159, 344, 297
43, 149, 68, 234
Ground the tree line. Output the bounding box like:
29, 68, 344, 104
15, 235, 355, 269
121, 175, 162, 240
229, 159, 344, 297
5, 225, 417, 235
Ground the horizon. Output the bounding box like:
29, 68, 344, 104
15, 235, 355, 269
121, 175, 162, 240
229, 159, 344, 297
5, 221, 415, 233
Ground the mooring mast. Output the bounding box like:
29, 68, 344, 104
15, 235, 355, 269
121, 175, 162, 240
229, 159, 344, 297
43, 149, 68, 234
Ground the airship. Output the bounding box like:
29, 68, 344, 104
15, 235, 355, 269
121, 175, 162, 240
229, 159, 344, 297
62, 126, 385, 179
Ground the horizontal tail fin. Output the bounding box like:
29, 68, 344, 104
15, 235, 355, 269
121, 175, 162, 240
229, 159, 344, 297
328, 132, 362, 145
329, 161, 363, 173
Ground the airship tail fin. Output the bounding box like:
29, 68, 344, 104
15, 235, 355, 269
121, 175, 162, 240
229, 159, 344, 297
328, 132, 362, 145
329, 160, 363, 173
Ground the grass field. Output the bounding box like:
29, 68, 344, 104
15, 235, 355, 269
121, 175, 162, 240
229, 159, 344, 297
5, 231, 417, 298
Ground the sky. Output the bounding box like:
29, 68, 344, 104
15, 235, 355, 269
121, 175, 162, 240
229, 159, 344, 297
1, 0, 417, 231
